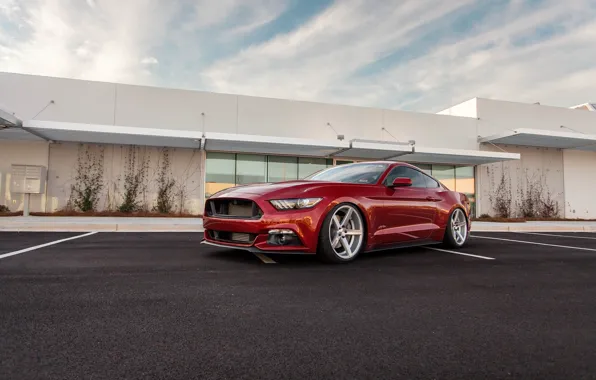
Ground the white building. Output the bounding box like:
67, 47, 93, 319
1, 72, 595, 218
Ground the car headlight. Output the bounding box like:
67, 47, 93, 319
269, 198, 323, 210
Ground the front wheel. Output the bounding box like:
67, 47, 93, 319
317, 203, 365, 263
443, 208, 469, 248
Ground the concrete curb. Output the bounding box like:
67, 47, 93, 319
0, 224, 204, 232
472, 225, 596, 233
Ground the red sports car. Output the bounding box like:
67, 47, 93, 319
202, 161, 471, 263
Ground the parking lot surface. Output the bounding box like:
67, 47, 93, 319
2, 231, 596, 379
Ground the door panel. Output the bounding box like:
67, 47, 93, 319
376, 187, 437, 244
374, 166, 440, 245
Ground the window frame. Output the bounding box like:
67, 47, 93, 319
382, 164, 444, 189
382, 165, 426, 188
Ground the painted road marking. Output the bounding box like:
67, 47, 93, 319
514, 232, 596, 240
0, 232, 98, 260
471, 235, 596, 252
426, 247, 495, 260
253, 252, 277, 264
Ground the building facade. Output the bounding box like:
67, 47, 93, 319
1, 72, 595, 218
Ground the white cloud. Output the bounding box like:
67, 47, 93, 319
201, 0, 478, 102
0, 0, 20, 18
202, 0, 596, 111
187, 0, 287, 31
141, 56, 159, 65
0, 0, 179, 83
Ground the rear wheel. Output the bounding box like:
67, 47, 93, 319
317, 203, 365, 263
443, 208, 468, 248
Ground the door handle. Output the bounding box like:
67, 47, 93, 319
426, 196, 441, 202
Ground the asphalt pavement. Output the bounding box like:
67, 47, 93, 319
1, 231, 596, 379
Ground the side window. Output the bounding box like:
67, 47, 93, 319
423, 174, 440, 189
384, 166, 426, 188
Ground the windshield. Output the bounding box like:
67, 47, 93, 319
306, 163, 389, 184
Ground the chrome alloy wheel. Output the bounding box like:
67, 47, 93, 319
328, 205, 364, 259
451, 208, 468, 246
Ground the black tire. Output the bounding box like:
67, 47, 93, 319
442, 208, 469, 248
317, 203, 365, 263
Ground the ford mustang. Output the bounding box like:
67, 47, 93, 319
202, 161, 471, 263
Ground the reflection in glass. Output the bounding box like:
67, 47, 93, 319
414, 163, 432, 175
205, 152, 236, 198
236, 154, 266, 185
432, 165, 456, 190
298, 158, 332, 178
456, 166, 476, 217
268, 156, 298, 182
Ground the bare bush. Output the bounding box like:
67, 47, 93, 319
68, 144, 105, 212
489, 171, 512, 218
154, 148, 176, 214
119, 146, 149, 213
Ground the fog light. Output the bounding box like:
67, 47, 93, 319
267, 229, 300, 246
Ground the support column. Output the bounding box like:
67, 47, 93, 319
23, 193, 30, 216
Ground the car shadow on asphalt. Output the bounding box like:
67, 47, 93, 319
202, 248, 264, 266
268, 247, 430, 266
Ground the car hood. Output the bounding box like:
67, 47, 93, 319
210, 181, 332, 198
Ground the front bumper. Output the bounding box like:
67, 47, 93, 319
202, 211, 323, 254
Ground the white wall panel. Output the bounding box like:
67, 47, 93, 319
114, 84, 237, 133
477, 98, 596, 138
0, 72, 116, 125
563, 150, 596, 219
437, 98, 478, 118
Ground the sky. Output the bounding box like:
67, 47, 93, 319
0, 0, 594, 113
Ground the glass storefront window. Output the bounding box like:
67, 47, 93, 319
205, 152, 236, 198
455, 166, 475, 194
414, 164, 432, 176
268, 156, 298, 182
236, 154, 266, 185
432, 165, 456, 190
456, 166, 476, 217
298, 158, 333, 178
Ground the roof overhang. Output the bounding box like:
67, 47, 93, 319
0, 107, 21, 128
204, 132, 348, 157
0, 127, 45, 141
399, 146, 520, 165
22, 120, 204, 148
479, 128, 596, 151
330, 139, 414, 159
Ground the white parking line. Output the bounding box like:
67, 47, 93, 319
0, 232, 98, 260
513, 232, 596, 240
426, 247, 495, 260
253, 252, 277, 264
472, 235, 596, 252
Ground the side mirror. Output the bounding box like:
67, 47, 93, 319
391, 177, 412, 187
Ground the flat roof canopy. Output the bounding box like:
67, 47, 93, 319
479, 128, 596, 151
23, 121, 203, 148
331, 139, 414, 159
398, 146, 520, 165
9, 121, 521, 165
0, 107, 21, 128
204, 132, 348, 157
0, 127, 45, 141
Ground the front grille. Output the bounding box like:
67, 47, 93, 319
205, 199, 262, 219
208, 230, 257, 245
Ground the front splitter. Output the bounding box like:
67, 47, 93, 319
200, 239, 311, 255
